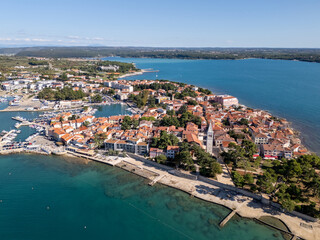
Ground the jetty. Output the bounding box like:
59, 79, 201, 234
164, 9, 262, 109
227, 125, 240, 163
149, 174, 166, 186
219, 209, 237, 227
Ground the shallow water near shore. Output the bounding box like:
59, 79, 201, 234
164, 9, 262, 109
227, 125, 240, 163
0, 154, 285, 240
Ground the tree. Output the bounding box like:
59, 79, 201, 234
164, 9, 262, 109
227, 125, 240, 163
309, 175, 320, 198
92, 94, 103, 103
232, 171, 244, 187
60, 72, 68, 81
176, 105, 187, 115
175, 150, 194, 170
238, 118, 249, 126
187, 99, 197, 106
167, 109, 176, 116
160, 116, 180, 127
284, 159, 302, 180
179, 111, 201, 127
151, 131, 179, 150
68, 114, 77, 120
155, 154, 167, 164
282, 198, 295, 212
244, 173, 254, 185
107, 89, 115, 96
94, 133, 107, 148
121, 116, 132, 130
38, 87, 86, 101
83, 121, 90, 127
241, 140, 257, 159
256, 171, 276, 194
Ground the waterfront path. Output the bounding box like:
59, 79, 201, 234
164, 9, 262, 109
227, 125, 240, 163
120, 154, 319, 240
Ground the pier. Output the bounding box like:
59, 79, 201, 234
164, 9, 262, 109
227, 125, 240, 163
219, 210, 237, 227
148, 174, 166, 186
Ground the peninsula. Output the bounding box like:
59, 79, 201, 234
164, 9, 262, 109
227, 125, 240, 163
0, 56, 319, 240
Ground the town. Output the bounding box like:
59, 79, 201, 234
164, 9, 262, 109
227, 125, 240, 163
0, 56, 320, 233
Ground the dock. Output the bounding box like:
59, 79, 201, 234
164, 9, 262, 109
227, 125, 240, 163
0, 130, 17, 143
219, 210, 237, 227
148, 174, 166, 186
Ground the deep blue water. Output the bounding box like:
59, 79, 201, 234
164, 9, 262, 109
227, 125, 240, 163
105, 57, 320, 154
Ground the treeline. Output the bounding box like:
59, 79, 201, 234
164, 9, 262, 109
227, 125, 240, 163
38, 87, 86, 101
134, 82, 178, 92
28, 59, 48, 66
10, 46, 320, 63
175, 87, 197, 99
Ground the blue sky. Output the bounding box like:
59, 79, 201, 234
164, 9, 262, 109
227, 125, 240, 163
1, 0, 320, 48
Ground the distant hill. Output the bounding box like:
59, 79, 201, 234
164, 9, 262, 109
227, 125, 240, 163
1, 46, 320, 63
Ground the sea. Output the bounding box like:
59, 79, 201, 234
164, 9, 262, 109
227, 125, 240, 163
3, 57, 319, 239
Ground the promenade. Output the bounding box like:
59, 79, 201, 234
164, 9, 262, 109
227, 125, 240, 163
58, 147, 319, 239
108, 154, 320, 240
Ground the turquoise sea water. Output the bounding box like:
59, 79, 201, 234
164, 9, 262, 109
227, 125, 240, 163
0, 104, 284, 239
0, 154, 284, 240
105, 57, 320, 154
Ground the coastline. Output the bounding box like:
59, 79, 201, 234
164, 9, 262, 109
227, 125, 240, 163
119, 70, 145, 78
5, 149, 317, 239
2, 146, 317, 239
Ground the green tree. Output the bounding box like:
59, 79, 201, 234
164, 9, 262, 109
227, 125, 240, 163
238, 118, 249, 126
244, 173, 254, 185
232, 171, 244, 187
92, 94, 103, 103
257, 171, 276, 194
83, 121, 90, 127
60, 72, 68, 81
175, 150, 194, 170
187, 99, 197, 106
155, 154, 167, 164
121, 116, 132, 130
94, 133, 107, 148
107, 89, 115, 96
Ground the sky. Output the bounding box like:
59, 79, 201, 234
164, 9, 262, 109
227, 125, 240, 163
1, 0, 320, 48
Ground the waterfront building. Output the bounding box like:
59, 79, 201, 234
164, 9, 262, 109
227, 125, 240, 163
166, 146, 179, 159
214, 95, 239, 108
104, 138, 149, 155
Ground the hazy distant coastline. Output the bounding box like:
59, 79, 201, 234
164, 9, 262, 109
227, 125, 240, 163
1, 46, 320, 64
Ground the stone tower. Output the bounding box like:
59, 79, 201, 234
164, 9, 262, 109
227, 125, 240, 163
206, 121, 213, 154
